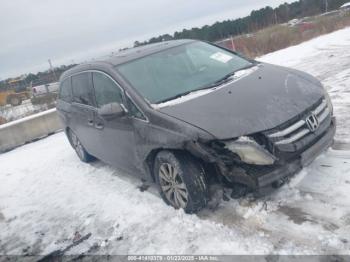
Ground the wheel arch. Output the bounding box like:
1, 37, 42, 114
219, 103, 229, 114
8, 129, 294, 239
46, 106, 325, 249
144, 146, 209, 182
65, 126, 75, 148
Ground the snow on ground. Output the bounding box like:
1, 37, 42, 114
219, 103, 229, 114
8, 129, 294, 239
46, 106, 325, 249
0, 132, 273, 256
1, 28, 350, 256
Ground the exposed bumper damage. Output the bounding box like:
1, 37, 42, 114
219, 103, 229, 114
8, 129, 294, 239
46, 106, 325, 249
186, 116, 336, 195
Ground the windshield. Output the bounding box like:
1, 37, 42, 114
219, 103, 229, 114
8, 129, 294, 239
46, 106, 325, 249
117, 42, 253, 104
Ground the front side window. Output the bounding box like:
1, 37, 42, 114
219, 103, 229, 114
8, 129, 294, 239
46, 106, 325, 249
117, 42, 253, 104
59, 78, 72, 102
126, 96, 146, 120
92, 72, 123, 108
72, 73, 94, 106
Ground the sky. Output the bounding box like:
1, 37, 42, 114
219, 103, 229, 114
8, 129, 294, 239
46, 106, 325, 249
0, 0, 296, 79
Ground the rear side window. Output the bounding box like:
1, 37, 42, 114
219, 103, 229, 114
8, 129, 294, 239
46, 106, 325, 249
92, 72, 123, 108
72, 73, 94, 106
59, 78, 72, 102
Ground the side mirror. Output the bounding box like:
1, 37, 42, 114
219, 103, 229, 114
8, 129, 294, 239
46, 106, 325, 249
97, 102, 125, 118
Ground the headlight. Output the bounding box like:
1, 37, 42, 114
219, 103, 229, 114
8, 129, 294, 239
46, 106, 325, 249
323, 90, 333, 115
224, 136, 276, 165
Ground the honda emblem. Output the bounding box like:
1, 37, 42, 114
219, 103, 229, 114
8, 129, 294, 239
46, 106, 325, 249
306, 114, 319, 132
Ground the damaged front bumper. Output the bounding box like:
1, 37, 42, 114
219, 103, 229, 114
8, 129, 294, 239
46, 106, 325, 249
251, 116, 336, 194
187, 117, 336, 195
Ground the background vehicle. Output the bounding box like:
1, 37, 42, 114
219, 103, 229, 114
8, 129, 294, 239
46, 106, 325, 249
0, 78, 31, 106
32, 82, 59, 96
30, 82, 59, 106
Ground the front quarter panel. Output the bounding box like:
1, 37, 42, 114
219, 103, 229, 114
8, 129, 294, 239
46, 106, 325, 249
132, 109, 215, 181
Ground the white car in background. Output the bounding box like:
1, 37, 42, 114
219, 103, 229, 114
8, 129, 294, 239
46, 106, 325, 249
32, 82, 59, 96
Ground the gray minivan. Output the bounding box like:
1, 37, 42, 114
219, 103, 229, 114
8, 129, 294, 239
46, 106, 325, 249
57, 40, 335, 213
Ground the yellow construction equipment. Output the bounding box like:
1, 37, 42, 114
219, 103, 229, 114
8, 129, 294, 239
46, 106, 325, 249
0, 78, 31, 107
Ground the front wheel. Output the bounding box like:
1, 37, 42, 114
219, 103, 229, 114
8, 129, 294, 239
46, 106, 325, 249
8, 96, 22, 106
154, 151, 208, 213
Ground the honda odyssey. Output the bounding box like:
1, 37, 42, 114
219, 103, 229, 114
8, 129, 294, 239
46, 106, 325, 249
57, 40, 335, 213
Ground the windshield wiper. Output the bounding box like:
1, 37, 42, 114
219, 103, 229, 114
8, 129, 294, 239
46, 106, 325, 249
198, 63, 256, 90
157, 74, 234, 104
156, 63, 257, 104
156, 90, 194, 104
197, 71, 236, 91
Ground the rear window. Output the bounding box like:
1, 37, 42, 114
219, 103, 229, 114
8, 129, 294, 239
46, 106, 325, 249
71, 73, 95, 106
59, 78, 72, 102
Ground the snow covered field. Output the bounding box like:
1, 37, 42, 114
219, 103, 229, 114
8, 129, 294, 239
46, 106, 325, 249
1, 28, 350, 256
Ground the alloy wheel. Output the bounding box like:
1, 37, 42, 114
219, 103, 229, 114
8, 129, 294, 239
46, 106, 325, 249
71, 132, 85, 160
159, 163, 188, 209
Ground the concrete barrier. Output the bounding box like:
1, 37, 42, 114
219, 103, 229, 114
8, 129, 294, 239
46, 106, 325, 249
0, 108, 63, 153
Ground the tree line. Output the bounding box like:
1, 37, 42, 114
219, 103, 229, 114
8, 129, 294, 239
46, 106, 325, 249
134, 0, 349, 47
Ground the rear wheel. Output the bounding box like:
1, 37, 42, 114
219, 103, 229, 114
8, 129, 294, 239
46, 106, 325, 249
68, 130, 95, 163
8, 95, 22, 106
154, 151, 208, 213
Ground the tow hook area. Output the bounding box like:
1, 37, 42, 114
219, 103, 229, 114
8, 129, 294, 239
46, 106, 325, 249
272, 176, 290, 189
230, 183, 249, 199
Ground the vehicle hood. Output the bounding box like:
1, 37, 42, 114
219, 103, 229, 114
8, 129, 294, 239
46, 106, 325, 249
157, 63, 325, 139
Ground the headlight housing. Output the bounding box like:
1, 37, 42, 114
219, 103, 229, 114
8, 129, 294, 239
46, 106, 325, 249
323, 90, 333, 115
224, 136, 276, 165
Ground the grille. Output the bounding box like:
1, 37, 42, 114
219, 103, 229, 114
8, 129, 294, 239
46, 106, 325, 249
265, 99, 330, 149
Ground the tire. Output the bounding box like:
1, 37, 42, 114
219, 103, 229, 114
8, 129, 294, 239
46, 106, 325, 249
67, 129, 95, 163
154, 150, 208, 213
8, 96, 22, 106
